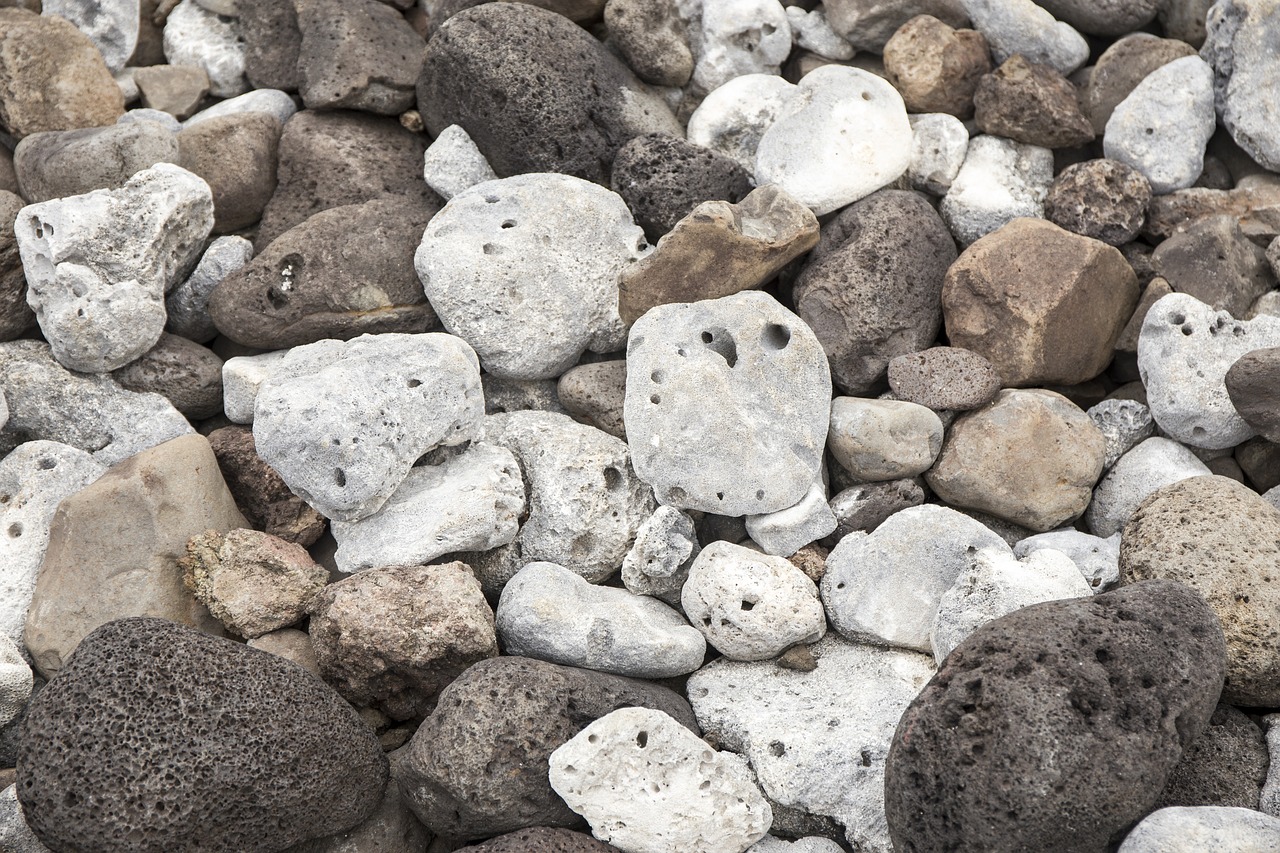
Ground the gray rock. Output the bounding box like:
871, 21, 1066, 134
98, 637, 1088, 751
0, 634, 32, 728
748, 838, 844, 853
1152, 214, 1275, 318
1087, 436, 1213, 537
1118, 806, 1280, 852
824, 0, 969, 52
685, 0, 793, 104
0, 785, 50, 853
222, 351, 286, 424
621, 505, 699, 601
828, 397, 943, 482
41, 0, 139, 72
296, 0, 423, 114
557, 360, 627, 440
13, 121, 178, 203
1083, 34, 1199, 135
1033, 0, 1159, 36
1227, 347, 1280, 443
166, 236, 254, 344
1202, 0, 1280, 174
162, 0, 248, 98
961, 0, 1089, 75
887, 346, 1002, 411
284, 770, 431, 853
118, 108, 181, 131
744, 481, 838, 557
940, 134, 1054, 245
1088, 397, 1156, 470
828, 479, 926, 539
482, 375, 566, 416
604, 0, 694, 88
111, 332, 224, 420
1264, 713, 1280, 816
907, 113, 970, 196
183, 88, 298, 128
1014, 529, 1121, 592
421, 124, 497, 201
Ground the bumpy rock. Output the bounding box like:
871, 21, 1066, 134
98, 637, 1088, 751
295, 0, 423, 114
961, 0, 1088, 74
939, 134, 1054, 245
973, 55, 1093, 148
1158, 704, 1268, 809
604, 0, 693, 88
0, 635, 31, 728
18, 617, 388, 853
1036, 0, 1161, 34
828, 398, 943, 482
882, 15, 990, 118
886, 347, 1001, 411
0, 192, 33, 342
42, 0, 139, 72
787, 7, 855, 60
686, 73, 795, 174
1044, 158, 1152, 246
906, 113, 969, 195
177, 112, 280, 233
1119, 806, 1280, 852
828, 479, 926, 539
421, 124, 497, 201
457, 827, 619, 852
1145, 180, 1280, 242
162, 0, 248, 98
1087, 398, 1156, 470
824, 0, 968, 51
166, 236, 254, 343
111, 332, 223, 419
1227, 347, 1280, 442
1151, 214, 1275, 318
620, 504, 698, 600
0, 784, 49, 853
1014, 529, 1121, 592
284, 771, 433, 853
1202, 0, 1280, 173
1083, 34, 1198, 135
744, 481, 837, 557
684, 0, 793, 107
237, 0, 301, 91
558, 360, 627, 439
13, 121, 178, 203
885, 580, 1227, 853
207, 426, 327, 546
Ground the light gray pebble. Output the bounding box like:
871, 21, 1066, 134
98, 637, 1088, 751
749, 837, 845, 853
0, 785, 51, 853
1014, 528, 1121, 592
0, 635, 32, 728
621, 505, 699, 602
421, 125, 497, 201
163, 0, 249, 98
908, 113, 970, 196
118, 108, 183, 132
1088, 397, 1156, 470
785, 6, 855, 60
1262, 713, 1280, 817
940, 135, 1054, 245
1202, 0, 1280, 174
962, 0, 1090, 74
166, 236, 254, 344
1118, 806, 1280, 852
744, 481, 837, 557
14, 120, 178, 204
183, 88, 297, 128
686, 73, 796, 174
221, 350, 285, 424
42, 0, 139, 72
1084, 436, 1212, 537
688, 0, 792, 99
828, 397, 944, 482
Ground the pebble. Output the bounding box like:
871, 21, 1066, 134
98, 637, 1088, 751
177, 112, 281, 233
825, 0, 968, 52
828, 479, 926, 539
961, 0, 1089, 75
42, 0, 139, 73
133, 64, 209, 119
743, 481, 837, 557
0, 784, 49, 853
882, 14, 991, 118
1144, 178, 1280, 243
207, 426, 326, 546
222, 350, 286, 423
111, 332, 224, 420
557, 360, 627, 440
1041, 0, 1162, 34
1158, 704, 1268, 809
309, 562, 498, 720
785, 6, 855, 60
14, 116, 178, 204
183, 87, 297, 128
162, 0, 248, 98
688, 0, 793, 100
973, 55, 1093, 148
1014, 528, 1121, 592
939, 134, 1054, 245
1044, 158, 1152, 246
166, 235, 254, 344
1151, 214, 1275, 318
0, 634, 31, 729
686, 73, 796, 174
18, 617, 388, 852
828, 397, 943, 482
886, 346, 1001, 411
1227, 347, 1280, 442
421, 124, 497, 202
1086, 397, 1157, 470
885, 580, 1227, 852
1103, 56, 1216, 195
621, 505, 699, 600
1202, 0, 1280, 173
604, 0, 694, 88
906, 113, 969, 195
1118, 806, 1280, 852
625, 291, 830, 516
295, 0, 422, 114
119, 106, 180, 130
1082, 34, 1198, 135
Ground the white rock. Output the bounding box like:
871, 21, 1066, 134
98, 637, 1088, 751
0, 785, 50, 853
1084, 437, 1212, 537
622, 505, 700, 601
821, 504, 1008, 652
166, 235, 253, 344
1117, 806, 1280, 853
744, 481, 837, 557
681, 540, 825, 661
688, 635, 935, 852
961, 0, 1089, 74
1087, 397, 1155, 470
1103, 56, 1216, 195
0, 634, 33, 728
163, 0, 248, 98
689, 0, 793, 96
551, 707, 772, 853
687, 73, 796, 174
222, 350, 287, 424
0, 393, 7, 431
118, 107, 180, 131
755, 66, 913, 216
0, 441, 107, 648
331, 442, 524, 574
748, 837, 845, 853
785, 7, 855, 60
1014, 529, 1121, 592
939, 134, 1054, 245
416, 174, 643, 380
253, 333, 485, 522
1138, 292, 1280, 449
183, 88, 298, 128
625, 291, 832, 516
43, 0, 140, 73
497, 562, 706, 679
931, 546, 1092, 663
196, 0, 238, 15
908, 113, 970, 196
1202, 0, 1280, 173
1263, 713, 1280, 817
115, 68, 139, 103
422, 125, 498, 202
828, 397, 943, 482
15, 163, 215, 373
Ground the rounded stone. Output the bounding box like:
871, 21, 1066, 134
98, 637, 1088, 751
882, 14, 991, 118
1157, 704, 1268, 809
886, 347, 1001, 411
13, 120, 179, 204
604, 0, 694, 88
827, 397, 944, 481
457, 827, 621, 852
1227, 347, 1280, 443
1084, 437, 1211, 538
111, 332, 224, 420
1118, 806, 1280, 852
1044, 159, 1152, 246
1034, 0, 1161, 36
176, 112, 281, 233
1082, 33, 1198, 135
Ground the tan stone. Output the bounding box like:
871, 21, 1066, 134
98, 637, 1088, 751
617, 184, 818, 326
942, 217, 1139, 387
883, 14, 991, 118
1115, 276, 1173, 356
248, 627, 321, 677
557, 360, 626, 440
23, 434, 247, 677
134, 64, 211, 120
1144, 177, 1280, 242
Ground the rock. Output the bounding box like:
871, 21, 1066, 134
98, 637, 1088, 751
961, 0, 1088, 75
396, 655, 697, 839
828, 479, 926, 539
617, 184, 819, 325
416, 173, 640, 380
625, 291, 830, 515
166, 235, 254, 344
1138, 292, 1280, 449
885, 580, 1227, 852
1118, 806, 1280, 852
882, 15, 990, 118
557, 360, 627, 440
1228, 347, 1280, 442
931, 545, 1092, 662
973, 55, 1093, 148
224, 354, 285, 424
252, 333, 484, 522
0, 8, 124, 138
207, 425, 327, 547
1235, 437, 1280, 492
550, 707, 772, 853
620, 504, 699, 601
828, 397, 944, 482
604, 0, 692, 88
309, 562, 497, 720
111, 332, 223, 420
688, 635, 936, 852
794, 189, 957, 394
296, 0, 423, 114
14, 163, 214, 373
177, 112, 280, 233
1044, 158, 1151, 246
0, 634, 31, 727
238, 0, 302, 91
162, 0, 248, 98
886, 347, 1001, 411
1082, 34, 1198, 135
457, 827, 619, 852
1202, 0, 1280, 174
482, 375, 566, 416
824, 0, 969, 52
755, 66, 913, 216
926, 389, 1107, 532
1103, 56, 1216, 195
184, 88, 298, 129
18, 617, 388, 852
744, 482, 837, 557
13, 120, 179, 203
748, 839, 843, 853
1087, 398, 1156, 470
284, 770, 433, 853
939, 134, 1054, 245
681, 540, 825, 661
942, 218, 1139, 387
0, 784, 50, 853
246, 627, 320, 677
1121, 475, 1280, 706
785, 7, 855, 60
213, 197, 437, 349
1152, 215, 1274, 318
422, 124, 497, 201
180, 528, 327, 639
686, 73, 796, 175
1114, 276, 1173, 365
1144, 179, 1280, 243
1159, 704, 1268, 809
417, 3, 679, 184
1014, 529, 1121, 592
42, 0, 139, 72
1037, 0, 1161, 35
0, 192, 34, 342
683, 0, 793, 107
134, 64, 209, 119
906, 113, 969, 196
497, 561, 705, 678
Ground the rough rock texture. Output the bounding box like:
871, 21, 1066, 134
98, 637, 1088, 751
973, 54, 1093, 148
1157, 704, 1268, 809
112, 332, 224, 420
177, 112, 281, 233
1014, 529, 1121, 592
1150, 214, 1274, 319
886, 347, 1001, 411
1044, 159, 1152, 246
558, 361, 627, 439
0, 191, 34, 342
162, 0, 248, 98
1083, 34, 1198, 135
882, 14, 990, 118
1085, 437, 1211, 538
1118, 806, 1280, 852
604, 0, 693, 88
207, 426, 327, 546
296, 0, 424, 114
0, 635, 32, 729
939, 135, 1054, 246
282, 770, 433, 853
1227, 347, 1280, 442
13, 121, 179, 204
828, 479, 926, 540
458, 827, 619, 851
906, 112, 969, 195
825, 0, 969, 52
238, 0, 302, 91
1202, 0, 1280, 173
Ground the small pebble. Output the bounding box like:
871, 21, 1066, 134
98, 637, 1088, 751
827, 397, 944, 481
162, 0, 248, 98
1087, 397, 1156, 469
421, 124, 497, 202
906, 112, 969, 195
939, 134, 1054, 245
883, 15, 991, 118
1014, 528, 1121, 592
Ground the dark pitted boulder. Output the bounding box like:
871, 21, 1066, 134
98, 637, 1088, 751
17, 617, 388, 853
458, 827, 622, 851
1157, 704, 1268, 810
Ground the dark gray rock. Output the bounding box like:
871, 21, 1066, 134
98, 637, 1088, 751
887, 346, 1002, 411
603, 0, 693, 88
1157, 704, 1268, 810
111, 332, 224, 420
296, 0, 424, 115
1226, 347, 1280, 443
239, 0, 303, 91
177, 112, 282, 234
0, 191, 34, 342
827, 479, 926, 542
973, 54, 1094, 149
458, 827, 621, 851
1151, 215, 1275, 318
1045, 159, 1152, 246
13, 120, 178, 203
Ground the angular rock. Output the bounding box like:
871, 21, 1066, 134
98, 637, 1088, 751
162, 0, 248, 98
906, 113, 969, 195
828, 479, 926, 539
557, 360, 627, 440
0, 635, 31, 728
421, 123, 497, 201
1044, 158, 1152, 246
744, 481, 837, 557
824, 0, 968, 52
1014, 529, 1121, 592
1227, 347, 1280, 442
166, 235, 254, 344
1119, 806, 1280, 852
961, 0, 1088, 75
184, 88, 298, 129
1158, 704, 1268, 809
1145, 178, 1280, 243
828, 397, 943, 482
620, 504, 699, 601
886, 347, 1001, 411
604, 0, 693, 88
208, 426, 326, 547
1202, 0, 1280, 173
134, 64, 209, 119
177, 112, 281, 233
684, 0, 793, 107
1151, 214, 1274, 318
296, 0, 423, 114
1082, 34, 1198, 135
238, 0, 302, 91
939, 134, 1054, 245
111, 332, 224, 420
973, 54, 1093, 148
786, 6, 856, 60
247, 627, 320, 677
882, 14, 990, 118
13, 120, 179, 203
1087, 397, 1156, 470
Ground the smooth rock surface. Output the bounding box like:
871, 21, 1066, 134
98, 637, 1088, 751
744, 481, 838, 557
557, 360, 627, 440
961, 0, 1089, 74
1014, 529, 1121, 592
422, 124, 497, 201
1086, 437, 1212, 538
177, 112, 280, 233
827, 397, 943, 482
1151, 214, 1275, 318
686, 73, 795, 175
1083, 34, 1198, 135
0, 635, 32, 728
1227, 347, 1280, 443
166, 235, 253, 344
1118, 806, 1280, 852
13, 120, 178, 203
906, 113, 970, 196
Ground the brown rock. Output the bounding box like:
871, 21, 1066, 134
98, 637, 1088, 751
13, 121, 179, 203
247, 627, 322, 676
974, 55, 1094, 148
1145, 177, 1280, 242
826, 0, 970, 52
0, 190, 34, 341
0, 9, 125, 138
178, 112, 282, 233
1045, 158, 1151, 246
23, 434, 248, 677
240, 0, 304, 91
133, 64, 210, 119
296, 0, 424, 115
1157, 703, 1268, 810
1235, 437, 1280, 493
942, 218, 1140, 387
1115, 276, 1173, 357
130, 0, 167, 66
557, 360, 626, 439
207, 425, 327, 546
883, 14, 991, 118
787, 543, 827, 584
1151, 215, 1275, 317
0, 145, 16, 194
1227, 347, 1280, 443
617, 184, 818, 325
1083, 34, 1198, 135
111, 332, 224, 420
887, 346, 1002, 411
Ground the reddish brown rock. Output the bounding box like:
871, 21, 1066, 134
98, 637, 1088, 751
1045, 158, 1151, 246
883, 14, 991, 118
974, 55, 1094, 149
207, 425, 328, 547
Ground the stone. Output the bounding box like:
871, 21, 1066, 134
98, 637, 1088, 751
183, 88, 298, 129
961, 0, 1088, 75
18, 617, 388, 852
0, 784, 49, 853
906, 113, 969, 196
681, 540, 825, 661
686, 73, 796, 175
247, 628, 320, 677
482, 375, 567, 416
886, 347, 1001, 411
222, 351, 287, 423
162, 0, 248, 98
1145, 179, 1280, 243
785, 6, 855, 60
238, 0, 301, 91
13, 121, 179, 203
208, 426, 327, 546
825, 0, 968, 52
396, 655, 697, 839
0, 192, 33, 342
755, 66, 913, 216
1014, 529, 1121, 592
1103, 56, 1216, 196
180, 528, 327, 639
617, 184, 819, 325
688, 635, 936, 852
309, 562, 497, 720
166, 236, 254, 344
134, 64, 209, 119
296, 0, 423, 114
1228, 347, 1280, 442
1235, 437, 1280, 492
252, 333, 484, 522
828, 479, 926, 539
0, 633, 31, 728
213, 197, 437, 349
882, 15, 990, 118
1044, 158, 1151, 246
973, 55, 1093, 148
14, 163, 214, 373
1203, 0, 1280, 174
284, 770, 433, 853
42, 0, 140, 72
794, 189, 957, 394
422, 124, 497, 201
0, 9, 124, 138
416, 173, 640, 380
111, 332, 224, 420
497, 561, 704, 678
417, 3, 679, 184
744, 482, 837, 557
926, 389, 1107, 532
1121, 475, 1280, 706
1138, 292, 1280, 449
604, 0, 692, 88
331, 442, 522, 574
625, 291, 830, 516
939, 134, 1054, 245
177, 112, 281, 233
457, 827, 618, 852
1119, 807, 1280, 852
1082, 34, 1198, 136
1158, 704, 1268, 809
748, 839, 843, 853
1043, 0, 1162, 34
550, 707, 772, 853
1087, 398, 1156, 470
685, 0, 793, 105
828, 397, 944, 482
558, 361, 627, 440
1152, 215, 1275, 318
620, 504, 698, 601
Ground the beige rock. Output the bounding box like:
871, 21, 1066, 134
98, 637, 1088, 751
23, 434, 247, 677
1144, 178, 1280, 243
617, 184, 819, 326
1115, 276, 1173, 357
1082, 34, 1197, 135
828, 397, 944, 481
248, 627, 322, 677
134, 64, 211, 120
942, 218, 1139, 387
883, 14, 991, 119
557, 360, 627, 440
925, 389, 1107, 532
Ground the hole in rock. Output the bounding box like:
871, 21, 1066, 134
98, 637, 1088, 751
38, 458, 56, 470
1145, 128, 1154, 135
1169, 313, 1185, 325
699, 780, 710, 790
604, 467, 623, 489
702, 331, 713, 343
407, 379, 422, 388
636, 731, 648, 748
1095, 649, 1110, 664
650, 394, 661, 405
485, 195, 500, 203
501, 220, 516, 228
861, 91, 872, 101
334, 468, 347, 487
6, 521, 22, 537
700, 328, 738, 366
769, 741, 785, 756
740, 600, 756, 611
1181, 324, 1193, 336
860, 750, 872, 766
651, 370, 666, 384
762, 323, 791, 351
763, 23, 776, 35
716, 492, 725, 501
756, 490, 765, 500
482, 243, 503, 255
836, 582, 845, 590
588, 734, 599, 744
